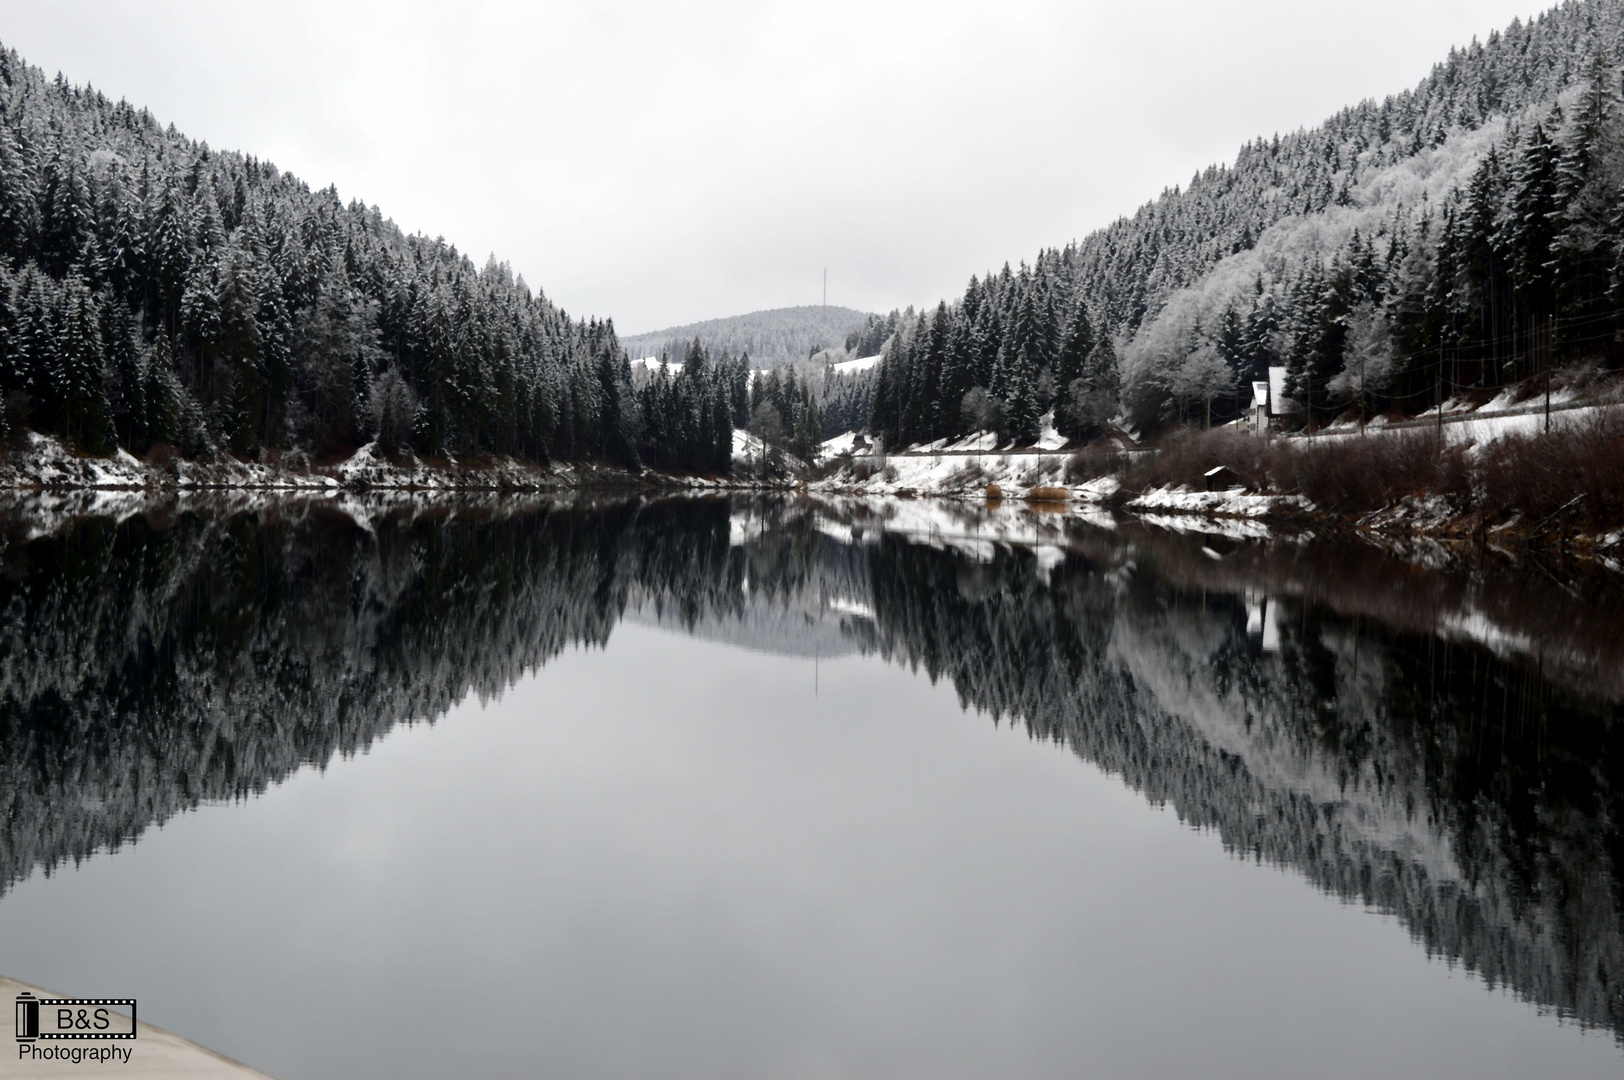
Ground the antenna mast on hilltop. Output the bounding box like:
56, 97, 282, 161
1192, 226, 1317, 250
823, 268, 827, 309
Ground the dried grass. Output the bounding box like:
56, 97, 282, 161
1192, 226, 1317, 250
1110, 419, 1622, 522
1475, 407, 1624, 528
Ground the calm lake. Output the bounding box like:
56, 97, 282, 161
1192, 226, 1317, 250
1, 495, 1621, 1079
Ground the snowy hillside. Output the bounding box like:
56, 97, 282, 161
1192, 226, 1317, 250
619, 306, 875, 367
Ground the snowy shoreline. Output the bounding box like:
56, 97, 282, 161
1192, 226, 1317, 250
6, 425, 1621, 563
0, 433, 698, 495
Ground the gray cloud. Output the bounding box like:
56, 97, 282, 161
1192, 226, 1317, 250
0, 1, 1533, 331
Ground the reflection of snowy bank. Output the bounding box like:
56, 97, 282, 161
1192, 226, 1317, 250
0, 485, 583, 540
809, 495, 1096, 570
1127, 485, 1308, 519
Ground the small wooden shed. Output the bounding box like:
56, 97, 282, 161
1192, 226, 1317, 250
1204, 465, 1244, 492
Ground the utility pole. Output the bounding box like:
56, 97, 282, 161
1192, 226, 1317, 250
1436, 344, 1443, 438
1545, 313, 1553, 433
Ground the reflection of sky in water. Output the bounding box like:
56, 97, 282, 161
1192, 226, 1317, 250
1, 622, 1618, 1080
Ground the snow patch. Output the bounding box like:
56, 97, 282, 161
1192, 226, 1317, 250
831, 353, 882, 375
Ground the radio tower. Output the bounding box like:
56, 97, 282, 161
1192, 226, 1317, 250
823, 268, 827, 309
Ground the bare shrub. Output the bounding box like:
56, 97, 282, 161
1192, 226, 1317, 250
807, 452, 852, 482
1124, 428, 1277, 493
1287, 432, 1469, 514
1118, 426, 1471, 514
1104, 411, 1624, 528
945, 461, 987, 489
1476, 407, 1624, 527
1063, 443, 1121, 483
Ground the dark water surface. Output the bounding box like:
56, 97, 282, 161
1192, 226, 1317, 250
1, 495, 1622, 1078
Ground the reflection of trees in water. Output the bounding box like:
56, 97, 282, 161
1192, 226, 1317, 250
864, 536, 1624, 1039
0, 499, 742, 895
0, 499, 1620, 1037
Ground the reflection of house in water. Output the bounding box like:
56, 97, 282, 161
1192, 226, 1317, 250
1245, 594, 1282, 652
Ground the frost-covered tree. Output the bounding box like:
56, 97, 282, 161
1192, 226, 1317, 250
1329, 302, 1395, 420
1168, 344, 1235, 428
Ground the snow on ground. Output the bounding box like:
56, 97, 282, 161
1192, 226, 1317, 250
808, 448, 1292, 531
831, 353, 882, 375
810, 448, 1075, 499
1127, 485, 1308, 519
731, 429, 806, 474
1034, 412, 1067, 450
1447, 403, 1613, 446
1075, 475, 1121, 502
2, 433, 582, 493
943, 431, 1002, 451
732, 428, 768, 464
631, 356, 682, 377
819, 431, 867, 456
1300, 400, 1618, 447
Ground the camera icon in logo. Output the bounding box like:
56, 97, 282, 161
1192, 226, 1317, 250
15, 991, 137, 1041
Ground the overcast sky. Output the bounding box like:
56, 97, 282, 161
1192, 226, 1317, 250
0, 1, 1537, 334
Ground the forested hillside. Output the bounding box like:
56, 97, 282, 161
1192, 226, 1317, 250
628, 337, 875, 471
619, 305, 873, 369
872, 0, 1624, 448
0, 48, 677, 469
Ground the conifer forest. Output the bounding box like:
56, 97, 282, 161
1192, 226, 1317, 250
6, 3, 1624, 472
871, 0, 1624, 448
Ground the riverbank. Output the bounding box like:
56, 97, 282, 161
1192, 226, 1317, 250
8, 412, 1624, 563
0, 432, 780, 496
805, 402, 1624, 559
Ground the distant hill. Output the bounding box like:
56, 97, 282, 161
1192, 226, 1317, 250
621, 305, 875, 366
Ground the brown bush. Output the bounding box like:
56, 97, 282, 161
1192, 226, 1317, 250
944, 461, 988, 488
145, 442, 179, 468
1099, 412, 1624, 529
1123, 428, 1277, 493
851, 456, 881, 482
1063, 443, 1122, 483
1117, 426, 1472, 515
1476, 407, 1624, 528
1287, 432, 1471, 514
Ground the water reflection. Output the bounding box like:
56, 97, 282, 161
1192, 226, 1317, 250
1, 494, 1620, 1042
